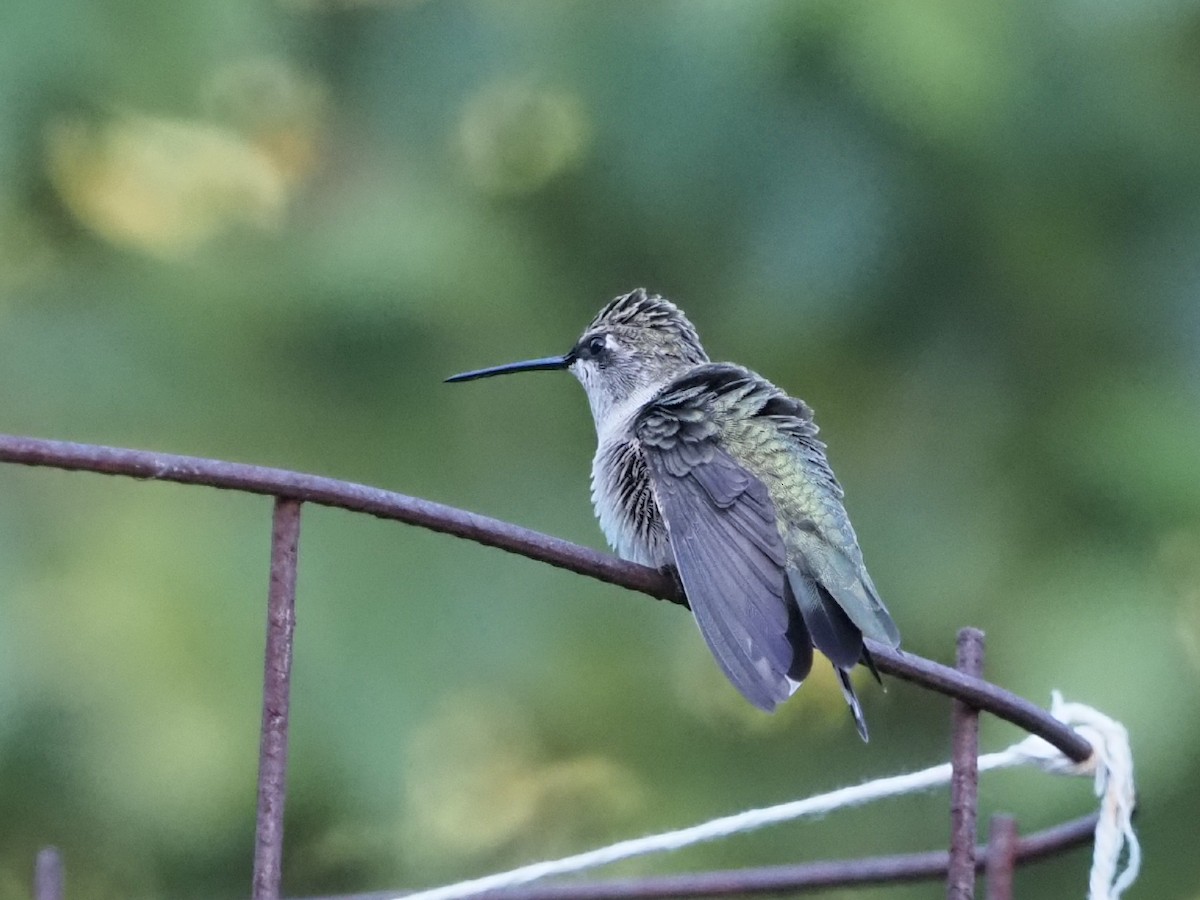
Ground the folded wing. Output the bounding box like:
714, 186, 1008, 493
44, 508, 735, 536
642, 439, 801, 711
637, 364, 900, 735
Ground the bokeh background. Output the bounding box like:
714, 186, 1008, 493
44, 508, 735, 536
1, 1, 1198, 897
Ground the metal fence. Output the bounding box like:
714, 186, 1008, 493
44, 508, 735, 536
0, 434, 1097, 900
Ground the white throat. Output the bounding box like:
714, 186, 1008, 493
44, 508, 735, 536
587, 383, 662, 443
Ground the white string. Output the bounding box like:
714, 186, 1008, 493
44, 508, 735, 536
995, 692, 1140, 900
394, 693, 1137, 900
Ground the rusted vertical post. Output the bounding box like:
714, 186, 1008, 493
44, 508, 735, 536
985, 814, 1019, 900
947, 627, 985, 900
252, 497, 302, 900
33, 847, 63, 900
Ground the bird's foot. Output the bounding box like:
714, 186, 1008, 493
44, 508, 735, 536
659, 564, 690, 609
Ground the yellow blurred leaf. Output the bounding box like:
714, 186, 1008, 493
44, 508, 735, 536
402, 692, 642, 862
45, 112, 288, 259
203, 58, 327, 183
457, 79, 590, 196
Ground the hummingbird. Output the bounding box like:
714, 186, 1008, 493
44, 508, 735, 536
446, 289, 900, 740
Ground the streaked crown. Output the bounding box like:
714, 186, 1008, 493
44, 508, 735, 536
585, 289, 707, 365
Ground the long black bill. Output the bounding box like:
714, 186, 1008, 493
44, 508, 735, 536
445, 354, 572, 383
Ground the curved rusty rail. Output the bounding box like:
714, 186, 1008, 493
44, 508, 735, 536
0, 434, 1093, 762
0, 434, 1098, 900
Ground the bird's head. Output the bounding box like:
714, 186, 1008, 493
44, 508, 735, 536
446, 289, 709, 428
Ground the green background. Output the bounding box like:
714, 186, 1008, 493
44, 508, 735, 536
1, 1, 1198, 897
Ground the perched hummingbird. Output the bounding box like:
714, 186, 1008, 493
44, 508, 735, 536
447, 289, 900, 739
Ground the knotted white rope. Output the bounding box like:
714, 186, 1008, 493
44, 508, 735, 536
989, 692, 1140, 900
394, 692, 1137, 900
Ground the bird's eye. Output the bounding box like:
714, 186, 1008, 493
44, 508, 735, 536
584, 334, 607, 358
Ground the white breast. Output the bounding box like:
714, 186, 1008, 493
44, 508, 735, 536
590, 436, 671, 568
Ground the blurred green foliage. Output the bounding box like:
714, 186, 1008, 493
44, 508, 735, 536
1, 1, 1199, 897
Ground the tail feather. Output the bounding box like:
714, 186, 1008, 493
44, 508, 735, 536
783, 579, 815, 682
860, 644, 884, 686
836, 668, 869, 742
787, 572, 863, 669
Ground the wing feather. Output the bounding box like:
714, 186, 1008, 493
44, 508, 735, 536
642, 443, 794, 711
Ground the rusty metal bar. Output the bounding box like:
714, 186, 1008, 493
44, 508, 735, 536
0, 434, 659, 598
985, 815, 1019, 900
948, 628, 985, 900
301, 814, 1098, 900
33, 847, 63, 900
867, 646, 1090, 763
0, 434, 1094, 763
252, 498, 303, 900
